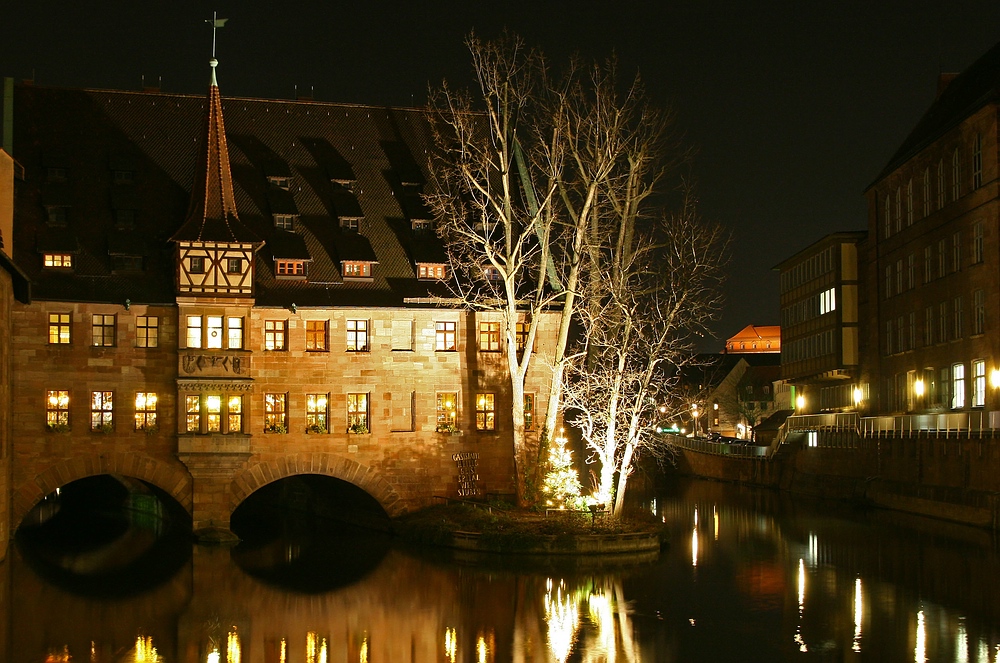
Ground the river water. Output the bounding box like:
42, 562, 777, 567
6, 477, 1000, 662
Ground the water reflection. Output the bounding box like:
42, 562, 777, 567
6, 478, 1000, 661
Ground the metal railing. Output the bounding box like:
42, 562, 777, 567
782, 410, 999, 439
667, 434, 771, 458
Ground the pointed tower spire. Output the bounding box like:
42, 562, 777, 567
171, 58, 257, 244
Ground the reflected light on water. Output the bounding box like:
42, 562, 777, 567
546, 578, 579, 663
45, 647, 70, 663
588, 591, 615, 658
306, 632, 328, 663
207, 649, 219, 663
914, 610, 926, 663
956, 619, 968, 663
476, 631, 494, 663
793, 558, 807, 653
713, 506, 719, 541
691, 526, 699, 568
444, 627, 458, 663
360, 636, 369, 663
134, 635, 160, 662
852, 578, 863, 653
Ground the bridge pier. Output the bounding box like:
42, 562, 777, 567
177, 435, 252, 543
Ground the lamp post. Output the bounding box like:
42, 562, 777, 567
691, 404, 700, 437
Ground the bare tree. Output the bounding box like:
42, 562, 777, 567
426, 33, 564, 505
563, 189, 727, 516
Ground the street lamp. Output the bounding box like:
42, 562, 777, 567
795, 394, 806, 411
691, 404, 700, 436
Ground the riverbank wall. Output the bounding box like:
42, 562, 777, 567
673, 432, 1000, 530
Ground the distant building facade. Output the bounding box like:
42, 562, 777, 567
775, 232, 865, 413
724, 324, 780, 354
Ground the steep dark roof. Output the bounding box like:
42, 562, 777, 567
870, 40, 1000, 188
10, 79, 453, 306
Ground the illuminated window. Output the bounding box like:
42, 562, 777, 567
347, 393, 369, 433
48, 313, 71, 344
346, 319, 369, 352
227, 395, 243, 433
436, 392, 458, 431
136, 316, 158, 348
479, 321, 501, 352
417, 263, 446, 280
227, 317, 243, 349
306, 393, 328, 432
524, 393, 535, 431
264, 320, 286, 350
43, 253, 73, 268
205, 394, 222, 432
186, 316, 202, 348
973, 359, 986, 407
264, 393, 287, 432
274, 214, 295, 230
516, 322, 530, 353
91, 391, 113, 431
134, 392, 157, 431
276, 260, 305, 277
436, 321, 457, 351
342, 261, 371, 278
92, 314, 116, 347
185, 395, 200, 432
341, 217, 360, 232
819, 288, 836, 315
189, 256, 206, 274
952, 363, 965, 409
306, 320, 328, 351
207, 316, 224, 348
46, 390, 69, 429
483, 265, 502, 282
476, 393, 496, 431
226, 258, 243, 274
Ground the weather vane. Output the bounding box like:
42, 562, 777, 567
206, 11, 228, 59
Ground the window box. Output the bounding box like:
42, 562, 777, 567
264, 423, 287, 434
93, 422, 114, 434
436, 423, 461, 434
348, 422, 369, 435
306, 424, 328, 434
46, 422, 70, 434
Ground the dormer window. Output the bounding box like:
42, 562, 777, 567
189, 257, 206, 274
412, 219, 431, 236
113, 169, 134, 184
43, 253, 73, 269
276, 260, 306, 279
112, 255, 143, 272
342, 261, 372, 279
268, 176, 291, 190
340, 217, 361, 232
227, 258, 244, 274
332, 178, 355, 192
417, 263, 447, 280
46, 206, 68, 227
274, 214, 296, 231
483, 266, 502, 282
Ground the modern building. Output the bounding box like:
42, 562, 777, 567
1, 61, 559, 537
774, 232, 865, 413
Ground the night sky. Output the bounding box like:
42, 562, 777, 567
4, 1, 1000, 348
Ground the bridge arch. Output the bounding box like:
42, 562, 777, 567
12, 452, 194, 527
230, 453, 405, 517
